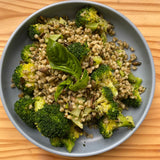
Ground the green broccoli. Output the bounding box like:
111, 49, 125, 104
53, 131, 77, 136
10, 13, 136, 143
50, 125, 83, 152
91, 65, 118, 97
101, 86, 114, 102
128, 72, 142, 89
98, 117, 117, 138
98, 113, 135, 138
122, 90, 142, 108
117, 113, 135, 128
91, 64, 112, 83
62, 125, 83, 152
12, 63, 35, 95
75, 7, 108, 32
95, 87, 120, 120
21, 44, 36, 63
107, 102, 120, 120
76, 7, 99, 27
14, 96, 36, 128
67, 42, 89, 61
122, 72, 142, 108
28, 23, 45, 40
75, 7, 108, 41
35, 104, 70, 138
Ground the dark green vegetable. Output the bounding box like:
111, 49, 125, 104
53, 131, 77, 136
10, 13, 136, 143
50, 125, 83, 152
67, 42, 89, 61
69, 69, 89, 92
91, 64, 112, 84
98, 113, 135, 138
12, 63, 35, 95
96, 87, 120, 120
91, 65, 118, 97
101, 86, 114, 102
21, 44, 36, 63
107, 102, 120, 120
54, 70, 89, 100
35, 104, 70, 138
14, 97, 36, 128
122, 72, 142, 108
75, 7, 99, 27
47, 40, 89, 98
28, 24, 45, 40
75, 7, 108, 41
54, 78, 72, 101
122, 90, 142, 108
46, 39, 82, 80
128, 72, 142, 89
98, 117, 117, 138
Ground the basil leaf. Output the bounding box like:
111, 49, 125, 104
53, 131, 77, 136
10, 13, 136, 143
54, 78, 72, 101
47, 40, 82, 80
69, 69, 89, 91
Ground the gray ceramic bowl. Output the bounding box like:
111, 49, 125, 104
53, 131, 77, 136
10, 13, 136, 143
0, 0, 155, 157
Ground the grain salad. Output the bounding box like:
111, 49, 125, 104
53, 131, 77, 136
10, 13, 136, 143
11, 7, 145, 152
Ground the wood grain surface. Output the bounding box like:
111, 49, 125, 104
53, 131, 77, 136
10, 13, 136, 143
0, 0, 160, 159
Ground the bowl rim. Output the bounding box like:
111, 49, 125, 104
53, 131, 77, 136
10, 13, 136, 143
0, 0, 155, 157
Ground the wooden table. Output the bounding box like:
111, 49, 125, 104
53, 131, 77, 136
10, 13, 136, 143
0, 0, 160, 159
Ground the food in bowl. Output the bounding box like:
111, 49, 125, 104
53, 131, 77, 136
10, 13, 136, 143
11, 7, 145, 152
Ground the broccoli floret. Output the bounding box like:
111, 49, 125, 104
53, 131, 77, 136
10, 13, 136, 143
101, 86, 114, 102
75, 7, 108, 32
12, 65, 23, 89
62, 125, 83, 152
95, 87, 120, 120
67, 42, 89, 61
76, 7, 99, 27
98, 113, 135, 138
98, 117, 117, 138
122, 90, 142, 108
96, 102, 120, 120
128, 72, 142, 89
14, 97, 36, 128
122, 72, 142, 108
91, 64, 112, 83
21, 44, 36, 63
35, 104, 70, 138
107, 102, 120, 120
75, 7, 108, 41
91, 65, 118, 97
28, 24, 45, 40
117, 113, 135, 128
50, 125, 83, 152
12, 63, 35, 95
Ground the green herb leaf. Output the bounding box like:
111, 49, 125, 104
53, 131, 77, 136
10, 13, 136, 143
69, 69, 89, 91
54, 78, 72, 101
47, 40, 82, 80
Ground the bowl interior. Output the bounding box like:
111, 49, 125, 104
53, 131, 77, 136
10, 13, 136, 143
0, 1, 155, 157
